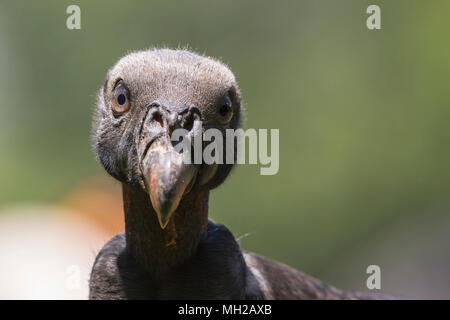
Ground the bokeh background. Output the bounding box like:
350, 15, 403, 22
0, 0, 449, 299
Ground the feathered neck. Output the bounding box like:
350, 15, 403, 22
122, 184, 209, 275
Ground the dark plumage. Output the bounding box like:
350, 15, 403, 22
89, 48, 393, 299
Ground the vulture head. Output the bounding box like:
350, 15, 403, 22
93, 49, 242, 229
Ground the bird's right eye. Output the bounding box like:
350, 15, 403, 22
111, 80, 131, 115
218, 95, 233, 123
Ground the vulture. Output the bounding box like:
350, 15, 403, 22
89, 48, 393, 299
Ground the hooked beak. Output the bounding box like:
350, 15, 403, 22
141, 136, 197, 229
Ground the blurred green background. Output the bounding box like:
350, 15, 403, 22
1, 0, 449, 298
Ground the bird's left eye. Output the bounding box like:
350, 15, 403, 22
218, 95, 233, 123
111, 80, 131, 115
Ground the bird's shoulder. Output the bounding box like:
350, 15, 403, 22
243, 252, 398, 299
89, 223, 260, 299
89, 233, 127, 299
89, 233, 156, 299
91, 232, 162, 299
243, 251, 350, 299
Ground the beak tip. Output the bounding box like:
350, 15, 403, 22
154, 204, 175, 229
158, 217, 171, 229
141, 139, 197, 231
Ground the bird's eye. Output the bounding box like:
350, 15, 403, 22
218, 95, 233, 123
111, 80, 131, 115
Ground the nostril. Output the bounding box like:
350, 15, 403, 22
153, 112, 164, 128
183, 117, 194, 132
